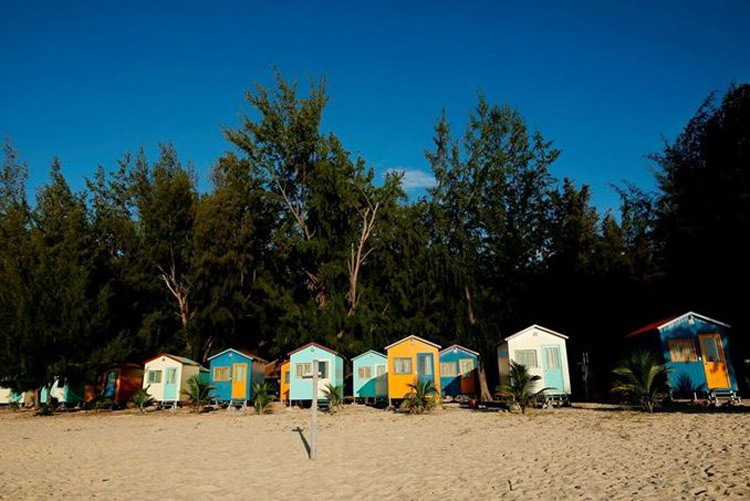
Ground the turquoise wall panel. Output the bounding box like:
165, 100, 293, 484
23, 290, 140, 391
352, 352, 387, 398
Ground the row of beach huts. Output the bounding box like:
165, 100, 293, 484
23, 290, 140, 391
0, 312, 742, 407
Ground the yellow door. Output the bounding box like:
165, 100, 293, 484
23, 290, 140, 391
231, 363, 247, 400
698, 334, 730, 389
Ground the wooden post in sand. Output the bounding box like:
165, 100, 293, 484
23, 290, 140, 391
310, 359, 318, 460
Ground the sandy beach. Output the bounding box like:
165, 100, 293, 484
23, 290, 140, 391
0, 404, 747, 500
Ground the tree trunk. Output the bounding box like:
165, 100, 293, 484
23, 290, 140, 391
464, 285, 476, 325
347, 202, 379, 316
478, 362, 493, 402
33, 388, 41, 409
159, 261, 193, 354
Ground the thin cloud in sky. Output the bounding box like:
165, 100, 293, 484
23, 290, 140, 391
386, 168, 437, 190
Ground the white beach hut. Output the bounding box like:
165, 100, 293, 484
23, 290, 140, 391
142, 354, 208, 404
497, 325, 572, 399
0, 386, 18, 405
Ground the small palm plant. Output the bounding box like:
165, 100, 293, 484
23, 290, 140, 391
252, 381, 273, 415
322, 383, 344, 413
182, 375, 215, 413
499, 361, 549, 414
400, 379, 438, 414
612, 350, 669, 413
132, 387, 155, 414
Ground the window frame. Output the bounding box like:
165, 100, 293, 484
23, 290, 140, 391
393, 357, 413, 375
295, 362, 313, 378
459, 358, 475, 375
296, 360, 329, 379
669, 339, 698, 363
358, 365, 373, 380
441, 361, 459, 377
514, 349, 538, 369
213, 366, 230, 382
147, 370, 163, 384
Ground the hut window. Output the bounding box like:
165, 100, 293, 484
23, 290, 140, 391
376, 365, 386, 377
147, 370, 162, 384
296, 361, 328, 378
284, 371, 290, 383
669, 340, 697, 362
213, 367, 230, 381
296, 363, 313, 378
394, 357, 412, 374
165, 369, 177, 384
441, 362, 459, 377
514, 350, 538, 368
460, 359, 475, 375
358, 366, 373, 380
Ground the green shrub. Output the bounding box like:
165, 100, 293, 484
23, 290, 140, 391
252, 381, 273, 414
322, 383, 344, 413
612, 350, 669, 413
182, 376, 215, 412
498, 361, 549, 414
400, 380, 438, 414
132, 387, 156, 414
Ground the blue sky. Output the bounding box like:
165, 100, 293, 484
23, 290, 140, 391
1, 2, 748, 211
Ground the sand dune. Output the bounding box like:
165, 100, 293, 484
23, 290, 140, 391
0, 405, 747, 499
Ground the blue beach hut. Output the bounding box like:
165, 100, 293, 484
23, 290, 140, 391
352, 350, 387, 401
628, 312, 740, 401
288, 342, 344, 403
439, 345, 479, 398
208, 348, 268, 404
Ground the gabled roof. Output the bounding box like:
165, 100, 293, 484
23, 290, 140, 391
501, 325, 568, 343
439, 344, 480, 357
627, 311, 731, 338
144, 353, 203, 367
287, 342, 342, 358
351, 349, 387, 361
207, 348, 268, 364
385, 335, 441, 351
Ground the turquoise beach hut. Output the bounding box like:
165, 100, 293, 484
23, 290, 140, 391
352, 350, 387, 401
439, 344, 479, 398
628, 312, 740, 402
288, 342, 344, 403
40, 377, 85, 407
208, 348, 267, 404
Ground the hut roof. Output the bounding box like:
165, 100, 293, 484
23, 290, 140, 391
287, 342, 341, 358
385, 335, 441, 351
627, 311, 731, 338
439, 344, 480, 357
207, 348, 268, 364
144, 353, 203, 366
501, 325, 568, 343
351, 350, 387, 361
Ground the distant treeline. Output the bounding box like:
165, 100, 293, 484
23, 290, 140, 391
1, 73, 748, 399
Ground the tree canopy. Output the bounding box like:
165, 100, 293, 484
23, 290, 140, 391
1, 76, 748, 398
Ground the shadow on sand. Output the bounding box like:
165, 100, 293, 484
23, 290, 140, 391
292, 427, 312, 458
571, 401, 750, 414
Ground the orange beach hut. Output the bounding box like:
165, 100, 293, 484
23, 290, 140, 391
385, 335, 441, 401
279, 360, 290, 405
